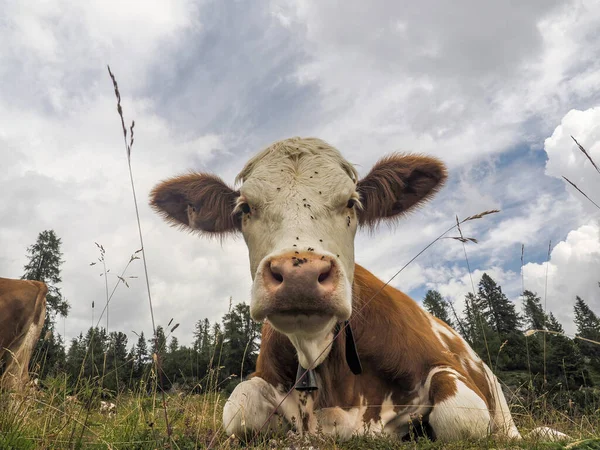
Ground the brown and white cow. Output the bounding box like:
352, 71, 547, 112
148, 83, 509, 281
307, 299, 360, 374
0, 278, 47, 391
150, 137, 561, 441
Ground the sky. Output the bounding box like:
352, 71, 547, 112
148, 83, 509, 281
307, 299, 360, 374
1, 0, 599, 350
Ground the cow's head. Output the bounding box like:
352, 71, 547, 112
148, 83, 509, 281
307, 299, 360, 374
150, 137, 446, 367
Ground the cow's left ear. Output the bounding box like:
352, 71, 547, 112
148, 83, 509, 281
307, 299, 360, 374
356, 154, 447, 228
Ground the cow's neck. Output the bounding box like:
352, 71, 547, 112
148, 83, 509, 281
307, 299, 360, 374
281, 265, 371, 376
287, 325, 335, 370
295, 320, 362, 391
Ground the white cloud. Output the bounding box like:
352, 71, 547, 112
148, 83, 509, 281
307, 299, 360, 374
544, 106, 600, 213
514, 104, 600, 334
2, 0, 200, 91
1, 0, 600, 352
270, 0, 600, 169
0, 92, 238, 345
523, 221, 600, 335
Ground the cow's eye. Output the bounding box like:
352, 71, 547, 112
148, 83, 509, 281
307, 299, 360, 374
240, 203, 251, 214
346, 199, 356, 208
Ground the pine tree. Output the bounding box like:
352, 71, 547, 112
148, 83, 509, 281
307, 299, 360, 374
150, 326, 168, 358
66, 334, 86, 383
547, 312, 564, 333
475, 274, 524, 370
22, 230, 69, 317
573, 296, 600, 370
192, 318, 214, 381
200, 318, 212, 360
221, 303, 262, 380
34, 330, 67, 379
105, 331, 129, 393
149, 326, 168, 389
210, 322, 223, 379
522, 290, 547, 331
134, 331, 149, 378
462, 292, 486, 345
545, 311, 591, 389
212, 323, 222, 350
463, 280, 526, 371
78, 327, 108, 380
422, 290, 453, 327
168, 336, 179, 354
478, 273, 521, 335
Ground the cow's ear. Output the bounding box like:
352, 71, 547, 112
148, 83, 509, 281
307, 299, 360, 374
150, 172, 241, 235
356, 154, 447, 228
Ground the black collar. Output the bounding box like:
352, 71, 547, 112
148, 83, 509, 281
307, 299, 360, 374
295, 320, 362, 391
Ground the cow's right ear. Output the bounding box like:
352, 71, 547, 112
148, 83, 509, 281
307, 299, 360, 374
150, 173, 241, 235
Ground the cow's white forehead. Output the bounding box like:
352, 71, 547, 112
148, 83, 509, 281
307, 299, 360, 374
235, 137, 358, 188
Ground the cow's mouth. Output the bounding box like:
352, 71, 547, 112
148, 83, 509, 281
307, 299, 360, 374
267, 311, 336, 335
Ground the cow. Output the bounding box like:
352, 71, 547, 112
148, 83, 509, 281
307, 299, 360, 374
0, 278, 47, 392
150, 137, 563, 442
100, 400, 117, 417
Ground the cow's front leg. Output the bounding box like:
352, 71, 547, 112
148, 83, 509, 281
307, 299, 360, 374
426, 368, 491, 441
223, 377, 316, 439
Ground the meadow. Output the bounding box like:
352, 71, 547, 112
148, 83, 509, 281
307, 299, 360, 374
1, 368, 600, 449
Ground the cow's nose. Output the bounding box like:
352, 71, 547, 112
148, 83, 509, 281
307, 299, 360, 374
264, 253, 336, 297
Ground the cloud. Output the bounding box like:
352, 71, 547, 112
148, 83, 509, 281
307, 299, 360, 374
269, 0, 600, 169
0, 93, 240, 345
1, 0, 600, 352
517, 105, 600, 335
523, 221, 600, 335
544, 106, 600, 213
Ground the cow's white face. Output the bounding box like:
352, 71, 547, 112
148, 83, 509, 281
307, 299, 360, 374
235, 140, 360, 365
151, 137, 447, 368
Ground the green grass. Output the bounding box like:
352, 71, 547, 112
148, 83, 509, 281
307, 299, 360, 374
1, 374, 599, 450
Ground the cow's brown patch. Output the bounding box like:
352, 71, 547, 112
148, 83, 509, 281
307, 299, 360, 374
428, 371, 459, 404
0, 278, 47, 391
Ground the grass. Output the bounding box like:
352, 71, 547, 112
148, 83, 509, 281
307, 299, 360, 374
1, 377, 599, 449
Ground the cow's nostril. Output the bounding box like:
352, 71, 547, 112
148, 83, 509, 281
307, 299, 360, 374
268, 262, 284, 284
272, 272, 284, 283
318, 269, 331, 283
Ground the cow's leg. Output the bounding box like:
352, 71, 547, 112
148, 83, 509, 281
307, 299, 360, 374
427, 369, 492, 441
481, 363, 521, 439
223, 377, 316, 439
2, 317, 44, 392
314, 405, 365, 440
1, 338, 26, 391
1, 284, 46, 392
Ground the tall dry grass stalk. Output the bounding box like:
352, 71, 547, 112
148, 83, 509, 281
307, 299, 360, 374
562, 136, 600, 210
571, 136, 600, 175
524, 329, 600, 347
106, 65, 172, 445
453, 214, 494, 371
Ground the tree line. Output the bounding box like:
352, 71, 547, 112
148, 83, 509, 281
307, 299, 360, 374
9, 230, 600, 407
60, 301, 261, 395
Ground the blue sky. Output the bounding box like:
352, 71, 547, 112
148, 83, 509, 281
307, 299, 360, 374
1, 0, 599, 347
